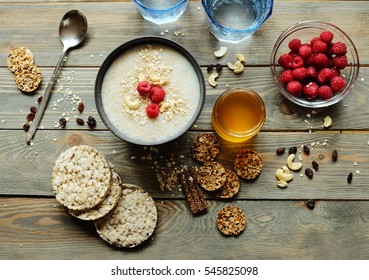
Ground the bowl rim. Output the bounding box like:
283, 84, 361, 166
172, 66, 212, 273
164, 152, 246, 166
270, 20, 360, 108
132, 0, 188, 12
95, 36, 206, 145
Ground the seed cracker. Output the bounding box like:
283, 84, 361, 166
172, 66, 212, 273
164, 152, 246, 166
68, 164, 123, 220
190, 133, 220, 163
14, 63, 42, 92
234, 149, 263, 180
215, 169, 240, 199
94, 183, 157, 248
52, 145, 111, 211
197, 161, 226, 191
7, 47, 34, 72
216, 205, 246, 236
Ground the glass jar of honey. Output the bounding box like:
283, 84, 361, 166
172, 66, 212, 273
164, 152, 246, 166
212, 88, 266, 142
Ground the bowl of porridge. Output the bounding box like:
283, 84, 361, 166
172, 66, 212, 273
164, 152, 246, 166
95, 37, 205, 145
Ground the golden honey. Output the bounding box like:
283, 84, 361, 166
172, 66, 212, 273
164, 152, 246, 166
212, 88, 266, 142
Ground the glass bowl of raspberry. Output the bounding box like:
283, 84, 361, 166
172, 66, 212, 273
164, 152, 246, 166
270, 20, 359, 108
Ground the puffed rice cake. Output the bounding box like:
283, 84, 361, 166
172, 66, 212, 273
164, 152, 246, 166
94, 183, 157, 248
233, 149, 263, 180
7, 47, 34, 72
68, 163, 123, 220
52, 145, 112, 211
215, 169, 240, 199
13, 63, 42, 93
190, 133, 220, 163
197, 161, 227, 191
216, 205, 246, 236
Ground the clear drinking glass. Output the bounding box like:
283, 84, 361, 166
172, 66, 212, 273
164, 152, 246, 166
202, 0, 273, 42
132, 0, 189, 24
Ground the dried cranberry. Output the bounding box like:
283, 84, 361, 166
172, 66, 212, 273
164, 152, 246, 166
26, 113, 35, 122
312, 160, 319, 171
289, 146, 297, 154
306, 199, 315, 210
215, 63, 223, 72
37, 96, 43, 104
77, 102, 85, 113
303, 145, 310, 155
59, 117, 67, 128
87, 116, 96, 128
332, 150, 338, 161
305, 168, 314, 179
76, 118, 84, 126
207, 64, 214, 73
276, 147, 285, 155
23, 123, 30, 132
347, 172, 353, 184
30, 106, 37, 114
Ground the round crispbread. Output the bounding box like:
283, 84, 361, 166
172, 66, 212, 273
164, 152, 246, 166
7, 47, 34, 72
94, 183, 157, 248
14, 63, 42, 93
69, 164, 123, 220
233, 149, 263, 180
190, 133, 220, 163
52, 145, 111, 211
197, 161, 227, 191
215, 169, 240, 199
216, 205, 246, 236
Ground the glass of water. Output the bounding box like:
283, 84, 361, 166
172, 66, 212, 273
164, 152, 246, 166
201, 0, 273, 42
132, 0, 189, 25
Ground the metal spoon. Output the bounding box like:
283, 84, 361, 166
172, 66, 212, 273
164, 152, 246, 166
26, 10, 88, 143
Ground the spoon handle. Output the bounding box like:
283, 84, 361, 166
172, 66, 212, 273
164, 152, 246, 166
25, 49, 68, 143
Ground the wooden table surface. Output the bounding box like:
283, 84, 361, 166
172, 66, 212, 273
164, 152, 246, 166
1, 0, 369, 260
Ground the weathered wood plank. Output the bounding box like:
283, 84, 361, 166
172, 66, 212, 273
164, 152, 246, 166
0, 2, 368, 67
0, 67, 368, 131
1, 129, 368, 200
1, 197, 369, 260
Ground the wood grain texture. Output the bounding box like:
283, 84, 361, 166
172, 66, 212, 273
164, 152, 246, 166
1, 197, 369, 260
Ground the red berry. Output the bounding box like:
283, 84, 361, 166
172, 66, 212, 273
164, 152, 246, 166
137, 81, 151, 95
306, 66, 317, 79
292, 67, 308, 81
312, 39, 328, 53
320, 31, 334, 44
146, 103, 160, 118
303, 82, 319, 100
298, 44, 312, 59
288, 38, 302, 52
278, 54, 292, 69
287, 80, 303, 96
332, 55, 348, 70
280, 70, 294, 84
149, 86, 166, 103
330, 68, 340, 78
317, 68, 334, 84
331, 41, 347, 56
318, 85, 333, 100
330, 76, 346, 92
291, 55, 304, 69
313, 53, 329, 69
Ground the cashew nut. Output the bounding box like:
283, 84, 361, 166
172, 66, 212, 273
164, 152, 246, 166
227, 60, 244, 74
323, 116, 332, 128
277, 180, 289, 188
286, 153, 303, 171
233, 63, 245, 74
160, 102, 170, 112
214, 46, 228, 58
124, 95, 140, 110
208, 72, 219, 87
236, 53, 246, 63
275, 167, 294, 182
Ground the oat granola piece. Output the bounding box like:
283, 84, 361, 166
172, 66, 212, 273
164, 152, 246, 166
197, 161, 226, 191
190, 133, 220, 163
7, 47, 34, 72
215, 169, 240, 199
94, 183, 157, 248
68, 164, 123, 220
234, 149, 263, 180
14, 63, 42, 92
179, 168, 207, 214
216, 205, 246, 236
52, 145, 111, 211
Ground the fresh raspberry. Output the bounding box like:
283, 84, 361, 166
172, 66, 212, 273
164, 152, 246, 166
288, 38, 302, 52
312, 39, 328, 53
292, 67, 308, 81
280, 70, 294, 84
286, 80, 302, 96
298, 44, 312, 59
303, 82, 319, 100
332, 55, 348, 70
320, 31, 334, 44
318, 85, 333, 100
317, 68, 334, 84
330, 41, 347, 56
313, 53, 329, 69
310, 37, 321, 47
136, 81, 151, 95
291, 55, 304, 69
330, 68, 340, 78
330, 76, 346, 92
306, 66, 318, 79
278, 54, 292, 69
304, 54, 315, 67
146, 103, 160, 118
149, 86, 166, 103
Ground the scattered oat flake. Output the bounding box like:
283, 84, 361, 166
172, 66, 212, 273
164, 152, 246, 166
356, 170, 360, 175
